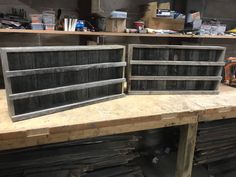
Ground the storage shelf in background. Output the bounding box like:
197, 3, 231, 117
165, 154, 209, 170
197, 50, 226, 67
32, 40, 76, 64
0, 29, 236, 39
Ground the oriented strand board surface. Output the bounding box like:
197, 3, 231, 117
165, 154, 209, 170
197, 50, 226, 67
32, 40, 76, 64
0, 85, 236, 150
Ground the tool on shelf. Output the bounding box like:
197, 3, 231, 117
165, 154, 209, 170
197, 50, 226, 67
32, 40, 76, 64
224, 57, 236, 86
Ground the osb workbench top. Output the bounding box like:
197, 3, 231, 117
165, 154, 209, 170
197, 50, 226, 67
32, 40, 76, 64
1, 85, 236, 151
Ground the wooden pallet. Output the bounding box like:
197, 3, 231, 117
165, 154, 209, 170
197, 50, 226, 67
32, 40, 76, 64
128, 44, 226, 94
1, 45, 126, 121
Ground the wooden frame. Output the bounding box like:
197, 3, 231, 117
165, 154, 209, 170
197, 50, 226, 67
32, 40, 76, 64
128, 44, 226, 94
1, 45, 126, 121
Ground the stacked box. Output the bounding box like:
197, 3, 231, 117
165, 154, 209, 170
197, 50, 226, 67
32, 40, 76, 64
128, 44, 225, 94
1, 45, 126, 121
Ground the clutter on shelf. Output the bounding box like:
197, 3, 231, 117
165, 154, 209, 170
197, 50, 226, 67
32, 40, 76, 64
64, 18, 77, 31
200, 20, 227, 35
0, 2, 236, 37
30, 10, 56, 31
0, 8, 30, 29
142, 2, 185, 32
106, 10, 127, 32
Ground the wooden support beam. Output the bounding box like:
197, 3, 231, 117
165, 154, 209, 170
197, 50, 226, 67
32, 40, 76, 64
175, 123, 198, 177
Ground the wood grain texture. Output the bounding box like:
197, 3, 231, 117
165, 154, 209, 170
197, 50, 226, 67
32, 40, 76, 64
195, 119, 236, 166
175, 123, 198, 177
0, 85, 236, 151
1, 29, 236, 39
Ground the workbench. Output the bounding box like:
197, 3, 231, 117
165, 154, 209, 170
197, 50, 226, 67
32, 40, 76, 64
1, 84, 236, 150
1, 85, 236, 177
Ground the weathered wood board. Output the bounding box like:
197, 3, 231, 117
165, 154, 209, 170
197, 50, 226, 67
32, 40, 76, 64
0, 134, 143, 177
128, 44, 226, 94
195, 118, 236, 165
0, 45, 126, 121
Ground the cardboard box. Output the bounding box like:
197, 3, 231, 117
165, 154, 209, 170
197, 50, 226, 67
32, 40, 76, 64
187, 12, 201, 23
143, 2, 158, 19
105, 18, 126, 32
142, 2, 184, 31
158, 2, 170, 10
145, 17, 185, 31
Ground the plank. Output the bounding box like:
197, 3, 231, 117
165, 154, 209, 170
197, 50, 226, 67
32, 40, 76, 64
12, 93, 125, 122
130, 76, 222, 81
129, 44, 226, 50
195, 119, 236, 165
1, 29, 236, 39
1, 45, 125, 53
130, 60, 225, 66
175, 123, 198, 177
0, 134, 143, 177
9, 78, 126, 100
6, 62, 127, 77
128, 90, 219, 95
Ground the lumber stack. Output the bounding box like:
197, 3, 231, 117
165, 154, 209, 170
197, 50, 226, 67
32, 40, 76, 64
128, 44, 225, 94
0, 135, 144, 177
207, 157, 236, 177
0, 45, 126, 121
194, 119, 236, 175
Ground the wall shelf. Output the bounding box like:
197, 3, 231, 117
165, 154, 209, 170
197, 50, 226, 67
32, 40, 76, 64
0, 29, 236, 39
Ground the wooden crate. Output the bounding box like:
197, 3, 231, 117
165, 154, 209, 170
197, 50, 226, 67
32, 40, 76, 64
105, 18, 127, 33
142, 2, 184, 31
145, 17, 185, 31
128, 44, 226, 94
1, 45, 126, 121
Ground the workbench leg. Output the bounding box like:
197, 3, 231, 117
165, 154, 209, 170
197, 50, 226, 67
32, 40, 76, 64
175, 123, 198, 177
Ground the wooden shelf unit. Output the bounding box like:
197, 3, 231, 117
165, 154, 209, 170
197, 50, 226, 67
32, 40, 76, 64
1, 29, 236, 39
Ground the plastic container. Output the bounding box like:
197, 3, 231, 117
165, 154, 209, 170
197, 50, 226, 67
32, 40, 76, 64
134, 21, 145, 31
43, 14, 55, 24
76, 20, 85, 30
111, 11, 127, 19
30, 14, 43, 23
31, 23, 44, 30
44, 24, 55, 30
43, 11, 56, 24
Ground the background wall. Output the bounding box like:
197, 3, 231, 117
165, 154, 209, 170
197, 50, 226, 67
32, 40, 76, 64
92, 0, 185, 27
0, 0, 236, 87
0, 0, 81, 47
186, 0, 236, 58
0, 0, 81, 87
187, 0, 236, 29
